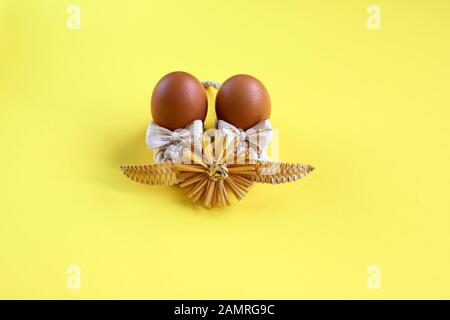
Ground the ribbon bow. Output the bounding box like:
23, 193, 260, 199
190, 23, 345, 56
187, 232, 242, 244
146, 120, 203, 149
217, 119, 272, 159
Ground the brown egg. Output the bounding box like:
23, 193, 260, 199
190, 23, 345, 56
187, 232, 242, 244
151, 71, 207, 130
215, 74, 271, 130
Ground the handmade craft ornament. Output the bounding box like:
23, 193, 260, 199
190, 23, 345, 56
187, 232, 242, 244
121, 133, 314, 208
121, 72, 314, 208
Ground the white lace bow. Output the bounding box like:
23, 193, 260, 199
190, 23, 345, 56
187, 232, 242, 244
217, 119, 272, 160
145, 120, 203, 163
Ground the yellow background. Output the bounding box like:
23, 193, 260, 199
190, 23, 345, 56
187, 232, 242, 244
1, 0, 449, 299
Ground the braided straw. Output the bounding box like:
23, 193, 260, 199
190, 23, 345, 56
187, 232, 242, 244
245, 162, 315, 184
120, 163, 179, 185
120, 135, 315, 206
201, 80, 221, 90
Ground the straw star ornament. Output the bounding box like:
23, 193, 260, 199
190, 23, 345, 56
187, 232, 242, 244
121, 134, 314, 208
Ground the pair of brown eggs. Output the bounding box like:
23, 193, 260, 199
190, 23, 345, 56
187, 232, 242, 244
151, 71, 271, 131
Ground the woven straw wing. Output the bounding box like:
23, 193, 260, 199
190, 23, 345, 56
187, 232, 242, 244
120, 163, 179, 185
244, 161, 314, 184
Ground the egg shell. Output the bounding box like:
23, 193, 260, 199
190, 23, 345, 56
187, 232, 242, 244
215, 74, 271, 130
151, 71, 207, 130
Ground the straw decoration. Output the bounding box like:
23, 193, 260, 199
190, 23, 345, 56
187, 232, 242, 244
120, 134, 314, 207
245, 162, 315, 184
120, 163, 179, 185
